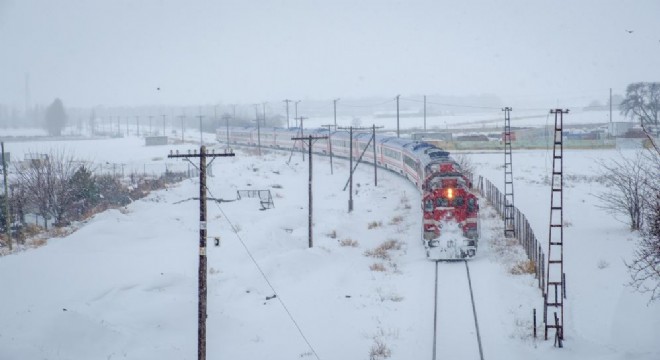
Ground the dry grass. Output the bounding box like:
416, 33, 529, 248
327, 230, 337, 239
370, 263, 387, 272
368, 221, 383, 229
30, 237, 48, 248
365, 247, 390, 259
510, 259, 536, 275
364, 240, 402, 260
388, 215, 404, 226
339, 238, 359, 247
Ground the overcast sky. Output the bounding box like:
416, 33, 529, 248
1, 0, 659, 109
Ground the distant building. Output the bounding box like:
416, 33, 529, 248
607, 122, 633, 137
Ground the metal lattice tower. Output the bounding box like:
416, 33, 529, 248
545, 109, 568, 346
503, 107, 515, 238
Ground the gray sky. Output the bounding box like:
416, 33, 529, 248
1, 0, 659, 109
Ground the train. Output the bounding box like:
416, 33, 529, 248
216, 126, 480, 260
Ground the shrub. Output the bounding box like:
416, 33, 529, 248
339, 239, 358, 247
389, 216, 404, 225
327, 230, 337, 239
369, 339, 392, 360
370, 263, 386, 272
368, 221, 382, 229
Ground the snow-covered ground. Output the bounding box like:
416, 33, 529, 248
0, 132, 658, 360
302, 109, 628, 132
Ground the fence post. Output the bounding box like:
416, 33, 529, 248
533, 308, 537, 339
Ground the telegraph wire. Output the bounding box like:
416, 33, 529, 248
337, 98, 395, 108
204, 184, 322, 360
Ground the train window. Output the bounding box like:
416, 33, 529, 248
454, 196, 464, 207
436, 198, 448, 207
424, 200, 433, 212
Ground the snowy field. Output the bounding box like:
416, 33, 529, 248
1, 132, 659, 360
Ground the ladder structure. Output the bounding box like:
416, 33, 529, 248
544, 109, 568, 346
503, 107, 515, 238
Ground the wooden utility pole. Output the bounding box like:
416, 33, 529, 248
222, 114, 231, 144
396, 94, 401, 138
339, 125, 383, 206
2, 142, 11, 250
295, 116, 308, 161
321, 125, 335, 174
178, 115, 186, 142
283, 99, 292, 129
372, 124, 378, 186
135, 116, 140, 137
253, 105, 262, 156
197, 113, 204, 146
333, 98, 340, 128
423, 95, 427, 132
291, 135, 328, 248
261, 102, 267, 127
167, 146, 235, 360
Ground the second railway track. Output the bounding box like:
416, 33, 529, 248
432, 260, 485, 360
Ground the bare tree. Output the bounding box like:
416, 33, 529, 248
626, 180, 660, 302
12, 150, 83, 228
620, 82, 660, 154
594, 151, 653, 230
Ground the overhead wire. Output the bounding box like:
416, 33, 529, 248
337, 98, 396, 108
203, 184, 322, 360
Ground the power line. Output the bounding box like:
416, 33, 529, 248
204, 185, 322, 360
337, 99, 395, 108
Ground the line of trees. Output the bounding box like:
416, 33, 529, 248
1, 151, 187, 247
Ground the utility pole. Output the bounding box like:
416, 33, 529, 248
333, 98, 340, 128
372, 124, 378, 186
197, 111, 204, 146
321, 125, 335, 174
283, 99, 292, 129
423, 95, 427, 132
149, 115, 153, 135
162, 114, 167, 137
167, 146, 235, 360
222, 114, 231, 144
503, 107, 515, 238
396, 94, 401, 138
294, 100, 301, 124
545, 108, 569, 346
348, 126, 353, 212
179, 115, 186, 142
291, 134, 328, 248
136, 116, 140, 137
254, 105, 262, 156
2, 142, 11, 250
262, 102, 267, 127
338, 125, 382, 212
609, 88, 612, 124
295, 116, 308, 161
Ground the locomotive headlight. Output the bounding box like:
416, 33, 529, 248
447, 188, 454, 199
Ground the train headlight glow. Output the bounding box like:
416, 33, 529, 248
447, 188, 454, 199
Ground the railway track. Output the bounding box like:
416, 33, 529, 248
432, 260, 484, 360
